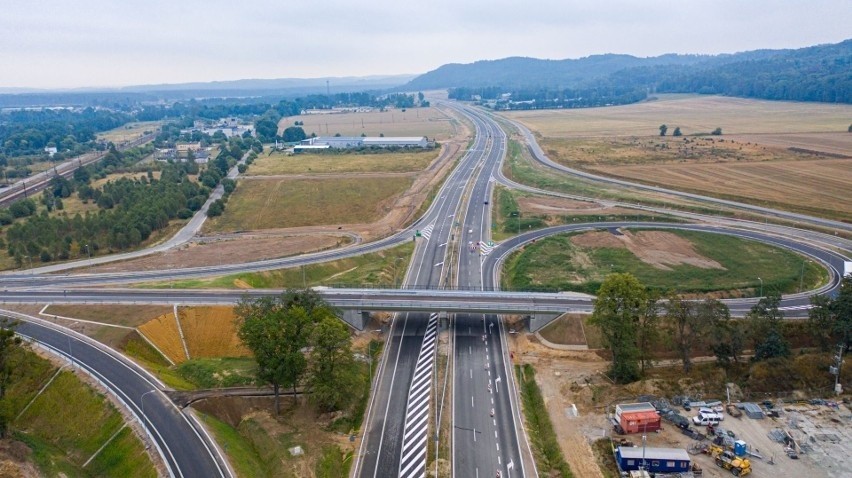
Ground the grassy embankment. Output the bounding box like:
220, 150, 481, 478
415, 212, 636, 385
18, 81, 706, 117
7, 347, 156, 476
516, 364, 573, 477
151, 242, 414, 290
503, 229, 827, 296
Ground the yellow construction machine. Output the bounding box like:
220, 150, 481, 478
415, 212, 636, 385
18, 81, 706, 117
708, 445, 751, 476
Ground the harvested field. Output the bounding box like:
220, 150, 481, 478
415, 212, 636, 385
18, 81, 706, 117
85, 234, 348, 272
593, 158, 852, 221
516, 196, 604, 214
727, 132, 852, 157
279, 106, 456, 140
204, 176, 413, 232
138, 311, 187, 364
178, 307, 249, 359
504, 95, 852, 137
247, 149, 439, 175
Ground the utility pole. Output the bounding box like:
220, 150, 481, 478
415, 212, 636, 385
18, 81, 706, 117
831, 343, 845, 396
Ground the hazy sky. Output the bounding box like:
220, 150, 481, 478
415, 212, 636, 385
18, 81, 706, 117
1, 0, 849, 89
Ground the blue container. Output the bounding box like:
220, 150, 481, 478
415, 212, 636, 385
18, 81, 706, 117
734, 440, 747, 457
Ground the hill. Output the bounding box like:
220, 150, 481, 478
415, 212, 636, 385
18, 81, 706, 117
406, 40, 852, 104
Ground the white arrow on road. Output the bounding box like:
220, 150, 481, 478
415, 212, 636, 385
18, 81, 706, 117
495, 375, 501, 393
434, 262, 444, 267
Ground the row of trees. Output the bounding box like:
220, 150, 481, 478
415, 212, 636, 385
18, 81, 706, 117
236, 290, 358, 415
591, 273, 852, 384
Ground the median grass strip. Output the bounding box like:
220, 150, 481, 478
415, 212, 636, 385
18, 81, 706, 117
516, 364, 573, 477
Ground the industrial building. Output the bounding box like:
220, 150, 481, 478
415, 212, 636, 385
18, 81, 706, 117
300, 136, 429, 149
615, 446, 692, 474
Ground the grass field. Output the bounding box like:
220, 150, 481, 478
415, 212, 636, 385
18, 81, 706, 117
96, 121, 161, 143
504, 95, 852, 137
204, 176, 412, 232
10, 349, 156, 477
44, 304, 172, 328
279, 106, 456, 140
162, 242, 414, 289
247, 149, 438, 175
503, 228, 827, 296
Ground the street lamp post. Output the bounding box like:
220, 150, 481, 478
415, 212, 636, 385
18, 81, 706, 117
757, 277, 763, 297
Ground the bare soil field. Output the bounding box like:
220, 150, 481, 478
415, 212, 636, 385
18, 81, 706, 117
204, 175, 413, 232
504, 95, 852, 137
570, 230, 724, 271
593, 158, 852, 221
85, 233, 347, 272
279, 106, 457, 140
516, 196, 605, 214
43, 304, 172, 328
247, 149, 439, 175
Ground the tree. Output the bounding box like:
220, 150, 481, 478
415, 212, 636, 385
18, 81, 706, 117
236, 290, 340, 415
748, 293, 790, 361
0, 318, 21, 438
808, 294, 836, 351
809, 275, 852, 348
659, 124, 668, 136
636, 293, 660, 374
708, 313, 744, 369
206, 199, 225, 217
590, 273, 646, 383
664, 296, 724, 373
307, 316, 358, 411
711, 127, 723, 135
282, 126, 307, 143
673, 127, 682, 137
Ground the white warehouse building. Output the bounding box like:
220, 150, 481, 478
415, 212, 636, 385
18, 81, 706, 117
301, 136, 429, 149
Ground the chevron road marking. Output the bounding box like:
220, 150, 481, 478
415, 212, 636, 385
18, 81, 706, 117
420, 223, 435, 241
398, 313, 439, 478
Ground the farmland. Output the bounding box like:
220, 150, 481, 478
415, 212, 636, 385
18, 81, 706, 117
247, 149, 439, 175
501, 95, 852, 221
204, 175, 413, 232
96, 121, 160, 144
504, 95, 852, 138
279, 106, 457, 140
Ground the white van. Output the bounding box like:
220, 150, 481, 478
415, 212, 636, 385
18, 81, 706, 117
692, 411, 723, 426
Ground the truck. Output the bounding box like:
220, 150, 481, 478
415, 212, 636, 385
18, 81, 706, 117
708, 445, 751, 476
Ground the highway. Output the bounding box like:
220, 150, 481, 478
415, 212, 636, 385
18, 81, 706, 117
1, 309, 231, 478
3, 100, 850, 478
356, 104, 495, 477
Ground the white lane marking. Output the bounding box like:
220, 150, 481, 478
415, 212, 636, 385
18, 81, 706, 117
434, 262, 444, 267
495, 431, 498, 438
439, 242, 447, 248
471, 396, 474, 407
470, 369, 472, 379
491, 398, 494, 405
498, 454, 501, 462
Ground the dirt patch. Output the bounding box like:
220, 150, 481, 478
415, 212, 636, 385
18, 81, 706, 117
570, 230, 725, 271
84, 234, 346, 272
517, 196, 605, 214
0, 439, 39, 478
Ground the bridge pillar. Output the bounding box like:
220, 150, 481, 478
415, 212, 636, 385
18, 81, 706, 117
341, 310, 369, 330
527, 312, 562, 332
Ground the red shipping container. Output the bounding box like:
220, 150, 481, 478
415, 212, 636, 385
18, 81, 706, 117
618, 410, 661, 434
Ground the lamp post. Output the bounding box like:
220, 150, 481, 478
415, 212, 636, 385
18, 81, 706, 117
799, 260, 809, 293
757, 277, 763, 297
